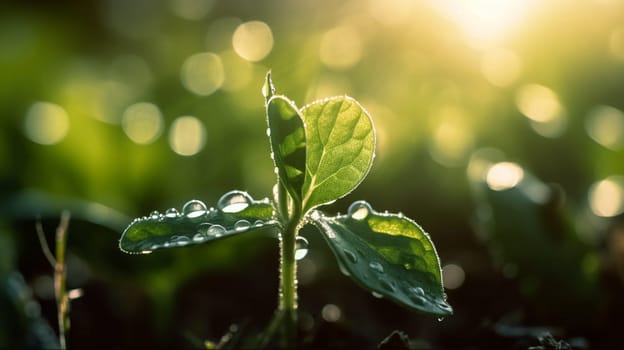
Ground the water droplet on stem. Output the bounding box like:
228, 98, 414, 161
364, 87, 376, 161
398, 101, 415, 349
295, 236, 309, 260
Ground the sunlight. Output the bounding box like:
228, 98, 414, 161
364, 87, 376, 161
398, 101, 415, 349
431, 0, 537, 46
589, 176, 624, 218
168, 116, 206, 156
486, 162, 524, 191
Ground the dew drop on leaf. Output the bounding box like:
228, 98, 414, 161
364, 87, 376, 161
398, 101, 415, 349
234, 219, 251, 231
165, 208, 179, 218
183, 200, 207, 218
411, 286, 425, 297
253, 220, 264, 227
369, 261, 384, 273
348, 200, 373, 221
207, 224, 226, 237
343, 249, 358, 263
372, 291, 383, 299
174, 236, 191, 246
295, 236, 309, 260
149, 211, 160, 220
217, 190, 252, 213
141, 250, 153, 254
193, 232, 206, 243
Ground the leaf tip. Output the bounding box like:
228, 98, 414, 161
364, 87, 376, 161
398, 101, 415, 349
262, 70, 275, 102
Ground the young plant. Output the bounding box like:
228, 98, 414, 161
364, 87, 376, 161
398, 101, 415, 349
119, 73, 452, 346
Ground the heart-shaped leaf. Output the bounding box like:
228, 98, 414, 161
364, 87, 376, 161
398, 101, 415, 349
308, 201, 452, 316
120, 190, 279, 254
267, 95, 306, 203
300, 97, 375, 213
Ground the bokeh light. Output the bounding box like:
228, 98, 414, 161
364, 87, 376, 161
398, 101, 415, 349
23, 102, 70, 145
515, 84, 567, 138
442, 263, 466, 290
467, 148, 506, 184
319, 24, 363, 70
585, 105, 624, 150
168, 116, 206, 156
232, 21, 274, 62
589, 176, 624, 217
486, 162, 524, 191
180, 52, 224, 96
121, 102, 164, 145
321, 304, 342, 322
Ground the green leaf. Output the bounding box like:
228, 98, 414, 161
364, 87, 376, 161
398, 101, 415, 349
267, 95, 306, 203
300, 97, 375, 213
309, 201, 452, 316
119, 190, 279, 254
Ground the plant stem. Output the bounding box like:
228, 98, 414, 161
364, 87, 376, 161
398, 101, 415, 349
278, 199, 302, 347
55, 211, 71, 350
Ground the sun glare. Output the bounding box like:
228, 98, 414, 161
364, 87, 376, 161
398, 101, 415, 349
431, 0, 537, 46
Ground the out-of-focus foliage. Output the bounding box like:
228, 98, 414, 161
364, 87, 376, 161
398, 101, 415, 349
2, 0, 624, 348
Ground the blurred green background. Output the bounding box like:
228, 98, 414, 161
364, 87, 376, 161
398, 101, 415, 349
2, 0, 624, 348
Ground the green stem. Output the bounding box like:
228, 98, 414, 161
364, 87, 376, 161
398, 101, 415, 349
277, 189, 302, 347
55, 211, 71, 350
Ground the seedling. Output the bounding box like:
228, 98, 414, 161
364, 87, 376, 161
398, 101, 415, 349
119, 73, 452, 347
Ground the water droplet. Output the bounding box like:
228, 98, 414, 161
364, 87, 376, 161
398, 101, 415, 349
217, 190, 252, 213
295, 236, 309, 260
183, 199, 207, 219
348, 200, 373, 220
149, 211, 160, 220
234, 219, 251, 231
266, 127, 271, 137
372, 291, 383, 299
437, 317, 445, 322
253, 220, 264, 227
411, 287, 425, 297
141, 250, 153, 254
397, 212, 404, 218
207, 224, 226, 237
165, 208, 179, 218
193, 233, 206, 242
175, 236, 191, 247
343, 249, 358, 263
150, 244, 158, 250
163, 242, 171, 247
369, 261, 384, 273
